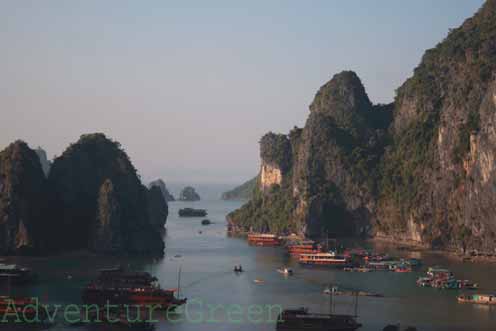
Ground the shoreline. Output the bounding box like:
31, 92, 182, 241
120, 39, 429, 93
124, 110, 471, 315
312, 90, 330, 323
226, 225, 496, 264
369, 236, 496, 264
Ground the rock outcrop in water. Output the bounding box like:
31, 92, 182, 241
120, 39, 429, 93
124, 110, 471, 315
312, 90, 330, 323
47, 133, 165, 256
179, 186, 200, 201
34, 147, 51, 177
0, 141, 47, 254
0, 135, 166, 256
221, 177, 257, 200
229, 1, 496, 253
147, 185, 168, 230
149, 179, 175, 202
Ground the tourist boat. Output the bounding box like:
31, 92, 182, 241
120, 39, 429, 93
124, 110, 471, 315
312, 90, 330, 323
178, 208, 207, 217
394, 265, 412, 273
365, 260, 397, 271
247, 233, 282, 246
287, 241, 322, 256
0, 296, 48, 322
298, 252, 350, 267
277, 267, 293, 275
0, 264, 37, 284
404, 258, 422, 267
416, 277, 432, 287
276, 307, 362, 331
82, 284, 187, 310
427, 267, 453, 279
364, 254, 391, 262
96, 266, 158, 285
457, 280, 478, 289
343, 248, 369, 258
457, 294, 496, 305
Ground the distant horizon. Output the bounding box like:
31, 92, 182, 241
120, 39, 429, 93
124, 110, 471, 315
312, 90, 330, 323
1, 0, 485, 184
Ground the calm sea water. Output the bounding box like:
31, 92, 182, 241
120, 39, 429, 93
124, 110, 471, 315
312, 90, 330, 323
4, 200, 496, 331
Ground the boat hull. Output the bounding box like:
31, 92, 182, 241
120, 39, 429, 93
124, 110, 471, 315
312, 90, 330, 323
276, 311, 361, 331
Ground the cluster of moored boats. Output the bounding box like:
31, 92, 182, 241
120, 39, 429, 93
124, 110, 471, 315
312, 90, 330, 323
0, 264, 187, 329
416, 267, 478, 290
248, 234, 422, 271
246, 233, 496, 309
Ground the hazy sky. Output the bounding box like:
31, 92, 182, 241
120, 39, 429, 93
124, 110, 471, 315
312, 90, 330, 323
1, 0, 484, 185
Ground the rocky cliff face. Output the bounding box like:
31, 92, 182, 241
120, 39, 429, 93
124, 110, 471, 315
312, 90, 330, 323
0, 141, 47, 254
228, 73, 390, 236
229, 1, 496, 252
47, 133, 165, 256
179, 186, 200, 201
377, 0, 496, 251
149, 179, 175, 202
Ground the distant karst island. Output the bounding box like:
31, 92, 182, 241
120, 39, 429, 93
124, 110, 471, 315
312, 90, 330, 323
179, 186, 201, 201
149, 179, 175, 202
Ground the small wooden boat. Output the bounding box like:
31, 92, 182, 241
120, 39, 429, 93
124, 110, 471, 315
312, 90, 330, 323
253, 279, 265, 284
299, 252, 350, 267
457, 280, 478, 290
458, 294, 496, 305
277, 267, 293, 275
178, 208, 207, 217
394, 265, 412, 273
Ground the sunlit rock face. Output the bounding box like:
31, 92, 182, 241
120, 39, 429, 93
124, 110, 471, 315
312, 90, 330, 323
260, 163, 282, 190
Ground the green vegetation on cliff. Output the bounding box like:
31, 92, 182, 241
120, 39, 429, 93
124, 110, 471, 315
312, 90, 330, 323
228, 178, 297, 234
229, 1, 496, 252
47, 133, 165, 255
221, 176, 257, 200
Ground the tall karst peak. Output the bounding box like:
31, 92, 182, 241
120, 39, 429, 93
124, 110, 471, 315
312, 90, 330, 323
309, 71, 372, 129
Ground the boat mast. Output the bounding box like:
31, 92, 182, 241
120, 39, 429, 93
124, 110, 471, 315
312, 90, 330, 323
327, 230, 333, 315
177, 266, 181, 299
354, 291, 358, 318
330, 285, 334, 315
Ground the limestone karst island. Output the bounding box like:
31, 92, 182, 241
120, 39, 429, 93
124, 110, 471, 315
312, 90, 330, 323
1, 1, 496, 330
